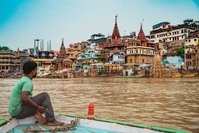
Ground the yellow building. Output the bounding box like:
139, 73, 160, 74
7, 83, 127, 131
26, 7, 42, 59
126, 24, 155, 65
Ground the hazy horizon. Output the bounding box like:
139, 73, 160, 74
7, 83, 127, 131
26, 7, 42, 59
0, 0, 199, 51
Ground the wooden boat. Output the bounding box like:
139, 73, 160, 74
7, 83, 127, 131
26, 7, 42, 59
159, 75, 171, 78
172, 74, 182, 78
182, 72, 198, 78
116, 74, 144, 78
0, 114, 188, 133
159, 73, 182, 78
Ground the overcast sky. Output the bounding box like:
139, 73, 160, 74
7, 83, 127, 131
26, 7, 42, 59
0, 0, 199, 51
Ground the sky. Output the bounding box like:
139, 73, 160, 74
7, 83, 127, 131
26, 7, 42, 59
0, 0, 199, 51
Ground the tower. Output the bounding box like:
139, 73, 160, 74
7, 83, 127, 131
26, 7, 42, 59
137, 24, 147, 47
112, 15, 121, 44
47, 40, 51, 51
59, 38, 66, 59
34, 39, 40, 56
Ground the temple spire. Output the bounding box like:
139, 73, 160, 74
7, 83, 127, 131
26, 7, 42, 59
59, 38, 66, 59
62, 38, 64, 45
112, 15, 120, 39
137, 23, 147, 46
115, 15, 117, 24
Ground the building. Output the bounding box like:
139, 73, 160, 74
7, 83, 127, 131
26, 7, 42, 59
152, 22, 170, 30
185, 45, 199, 69
108, 53, 125, 65
185, 30, 199, 46
149, 20, 197, 43
0, 49, 28, 77
51, 39, 72, 71
126, 24, 155, 65
0, 50, 16, 73
90, 33, 105, 40
97, 15, 126, 64
75, 50, 97, 71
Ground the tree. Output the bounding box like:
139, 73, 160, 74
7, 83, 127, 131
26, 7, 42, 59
0, 46, 10, 51
96, 56, 105, 62
177, 46, 184, 58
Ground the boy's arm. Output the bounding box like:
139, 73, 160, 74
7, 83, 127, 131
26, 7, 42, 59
21, 92, 46, 112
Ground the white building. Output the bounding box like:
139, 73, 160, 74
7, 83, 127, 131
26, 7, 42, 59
109, 53, 125, 65
150, 25, 195, 43
185, 38, 199, 46
185, 31, 199, 46
149, 20, 198, 43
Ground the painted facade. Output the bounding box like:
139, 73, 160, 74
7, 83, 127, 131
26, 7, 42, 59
126, 25, 155, 65
77, 50, 97, 60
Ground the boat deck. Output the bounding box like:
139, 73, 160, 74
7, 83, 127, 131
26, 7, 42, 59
8, 123, 119, 133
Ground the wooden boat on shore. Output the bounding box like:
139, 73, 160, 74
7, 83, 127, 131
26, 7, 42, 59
116, 74, 145, 78
181, 72, 198, 78
0, 114, 188, 133
159, 73, 182, 78
172, 73, 182, 78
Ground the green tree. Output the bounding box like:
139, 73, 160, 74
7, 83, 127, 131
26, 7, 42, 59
177, 46, 184, 58
0, 46, 10, 51
96, 56, 105, 62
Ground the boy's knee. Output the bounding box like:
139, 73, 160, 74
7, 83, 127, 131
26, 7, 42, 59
41, 92, 49, 97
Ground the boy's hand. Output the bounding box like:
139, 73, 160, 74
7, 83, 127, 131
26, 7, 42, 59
37, 106, 46, 113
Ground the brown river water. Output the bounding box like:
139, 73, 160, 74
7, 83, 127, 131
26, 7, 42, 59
0, 78, 199, 132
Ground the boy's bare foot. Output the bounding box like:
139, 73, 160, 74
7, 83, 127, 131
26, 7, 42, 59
47, 120, 64, 126
34, 112, 47, 125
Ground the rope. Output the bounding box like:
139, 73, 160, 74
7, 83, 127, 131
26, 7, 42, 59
24, 118, 79, 133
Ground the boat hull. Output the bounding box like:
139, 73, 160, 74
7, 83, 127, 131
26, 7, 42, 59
182, 73, 198, 77
0, 114, 188, 133
116, 74, 144, 78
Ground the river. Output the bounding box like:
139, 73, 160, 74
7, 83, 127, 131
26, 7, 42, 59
0, 78, 199, 132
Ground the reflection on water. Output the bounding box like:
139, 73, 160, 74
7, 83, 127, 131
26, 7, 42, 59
0, 78, 199, 132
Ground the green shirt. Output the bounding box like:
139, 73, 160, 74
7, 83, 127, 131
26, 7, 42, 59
8, 76, 33, 117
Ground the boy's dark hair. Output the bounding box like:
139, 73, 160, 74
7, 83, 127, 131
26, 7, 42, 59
23, 61, 37, 74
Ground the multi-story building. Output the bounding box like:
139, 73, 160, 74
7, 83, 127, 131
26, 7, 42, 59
185, 30, 199, 46
186, 45, 199, 69
0, 50, 16, 73
126, 24, 155, 65
185, 31, 199, 69
0, 49, 28, 76
149, 20, 197, 43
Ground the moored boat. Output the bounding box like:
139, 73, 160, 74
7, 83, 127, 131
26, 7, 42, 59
0, 114, 188, 133
116, 74, 145, 78
182, 72, 198, 77
172, 74, 182, 78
